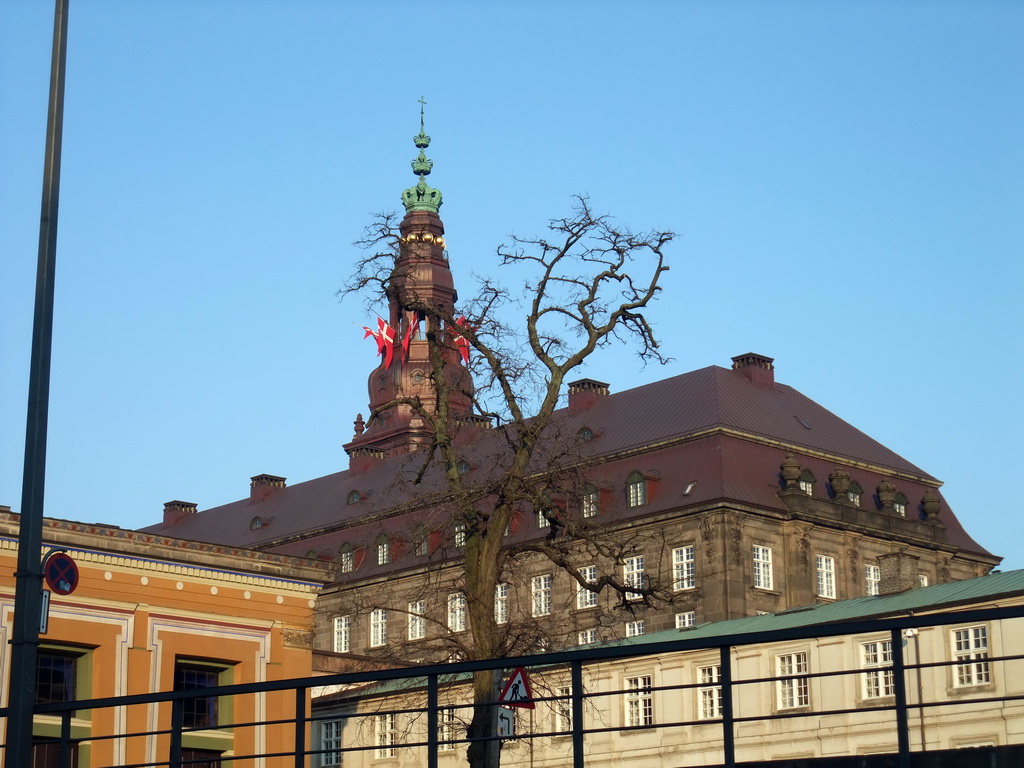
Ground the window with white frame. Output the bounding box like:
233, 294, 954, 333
373, 713, 396, 758
438, 706, 459, 749
320, 719, 344, 766
952, 626, 990, 686
453, 522, 466, 548
675, 611, 696, 629
369, 609, 388, 648
447, 593, 466, 633
554, 686, 572, 733
918, 574, 929, 588
494, 583, 508, 625
581, 486, 599, 518
578, 628, 597, 645
338, 548, 355, 574
624, 675, 654, 727
698, 664, 722, 719
798, 470, 814, 496
576, 566, 598, 609
861, 640, 894, 698
623, 555, 646, 600
865, 564, 880, 596
626, 472, 647, 507
776, 652, 809, 709
537, 509, 550, 528
333, 615, 351, 653
816, 555, 836, 599
753, 545, 774, 590
673, 545, 696, 591
531, 574, 552, 617
407, 601, 426, 641
625, 620, 645, 637
376, 538, 390, 565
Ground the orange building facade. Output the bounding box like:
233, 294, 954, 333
0, 507, 330, 767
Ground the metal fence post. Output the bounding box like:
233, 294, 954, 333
720, 644, 735, 768
169, 697, 184, 768
571, 660, 584, 768
891, 627, 911, 768
294, 685, 307, 768
59, 708, 72, 768
427, 673, 439, 768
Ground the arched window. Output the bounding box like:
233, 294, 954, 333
798, 470, 815, 496
456, 461, 470, 475
894, 493, 908, 517
626, 472, 647, 508
376, 536, 391, 565
576, 427, 594, 442
338, 544, 355, 573
346, 490, 361, 505
847, 481, 863, 507
250, 517, 264, 530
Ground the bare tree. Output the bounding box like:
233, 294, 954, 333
341, 196, 675, 768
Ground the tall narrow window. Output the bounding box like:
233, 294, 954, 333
861, 640, 894, 698
623, 555, 645, 600
776, 652, 809, 709
798, 470, 815, 496
626, 472, 647, 507
847, 481, 863, 506
894, 493, 908, 517
376, 538, 390, 565
624, 675, 654, 727
494, 583, 509, 625
438, 707, 459, 749
576, 565, 598, 609
321, 719, 344, 766
816, 555, 836, 599
338, 548, 355, 574
952, 626, 990, 686
698, 665, 722, 719
447, 593, 467, 633
537, 509, 551, 529
554, 686, 572, 733
374, 713, 397, 758
673, 545, 696, 590
581, 485, 599, 518
407, 601, 426, 641
333, 616, 351, 653
753, 545, 774, 590
370, 608, 388, 648
531, 574, 552, 617
865, 564, 880, 596
174, 661, 225, 729
453, 522, 466, 548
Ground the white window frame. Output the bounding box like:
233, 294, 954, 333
623, 555, 645, 600
407, 601, 426, 641
776, 652, 809, 709
531, 574, 552, 617
369, 608, 388, 648
438, 706, 459, 750
321, 718, 344, 766
753, 545, 774, 590
673, 545, 696, 591
861, 640, 894, 699
453, 522, 466, 548
626, 473, 647, 507
952, 625, 990, 687
554, 685, 572, 733
377, 539, 390, 565
625, 619, 645, 637
338, 549, 354, 574
537, 509, 551, 529
333, 615, 351, 654
576, 566, 598, 609
816, 555, 836, 599
494, 583, 508, 625
373, 712, 396, 758
675, 611, 696, 629
581, 488, 599, 518
698, 664, 722, 719
865, 564, 880, 596
624, 675, 654, 727
447, 592, 467, 633
577, 628, 597, 645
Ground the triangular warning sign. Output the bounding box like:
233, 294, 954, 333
498, 666, 535, 709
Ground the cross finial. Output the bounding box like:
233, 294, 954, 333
418, 96, 427, 131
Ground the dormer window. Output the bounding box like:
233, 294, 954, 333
338, 546, 355, 573
346, 490, 361, 505
581, 484, 599, 518
626, 472, 647, 508
457, 461, 470, 475
454, 522, 466, 547
250, 517, 264, 530
576, 427, 594, 442
894, 493, 908, 517
847, 481, 863, 507
376, 536, 391, 565
798, 470, 815, 496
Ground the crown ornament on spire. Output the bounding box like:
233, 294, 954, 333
402, 97, 443, 213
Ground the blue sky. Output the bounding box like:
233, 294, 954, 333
2, 2, 1021, 569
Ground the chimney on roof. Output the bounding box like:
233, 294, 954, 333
163, 500, 197, 527
878, 551, 921, 595
251, 474, 286, 503
567, 379, 610, 414
731, 353, 775, 387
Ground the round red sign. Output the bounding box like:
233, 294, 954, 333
44, 552, 79, 595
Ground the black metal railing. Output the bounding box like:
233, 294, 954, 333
3, 603, 1022, 768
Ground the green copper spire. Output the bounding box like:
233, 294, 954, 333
402, 97, 443, 213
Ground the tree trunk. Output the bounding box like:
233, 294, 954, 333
466, 669, 501, 768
